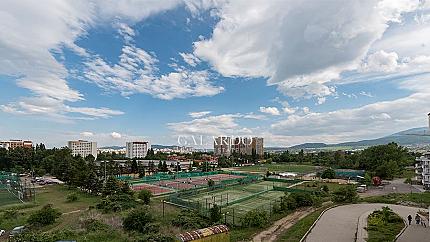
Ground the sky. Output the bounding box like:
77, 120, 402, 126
1, 0, 430, 148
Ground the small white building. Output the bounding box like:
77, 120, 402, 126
126, 141, 150, 159
67, 140, 97, 159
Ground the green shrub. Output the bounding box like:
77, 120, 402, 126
241, 210, 268, 228
171, 210, 209, 229
210, 204, 222, 223
123, 206, 158, 234
138, 189, 152, 205
27, 204, 61, 227
66, 193, 78, 202
321, 168, 336, 179
332, 186, 358, 203
96, 194, 137, 212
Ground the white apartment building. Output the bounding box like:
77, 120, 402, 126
126, 141, 150, 159
415, 153, 430, 190
67, 140, 97, 159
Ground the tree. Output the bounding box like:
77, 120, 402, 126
27, 204, 61, 227
240, 210, 268, 228
321, 185, 329, 193
209, 204, 222, 223
162, 161, 168, 172
138, 189, 152, 205
157, 161, 163, 171
332, 186, 358, 203
321, 168, 336, 179
123, 207, 157, 233
102, 176, 120, 196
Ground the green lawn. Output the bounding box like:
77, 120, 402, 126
367, 208, 405, 242
231, 163, 319, 174
294, 181, 349, 193
276, 206, 328, 242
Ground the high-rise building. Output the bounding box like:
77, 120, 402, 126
126, 141, 150, 159
214, 137, 263, 157
0, 140, 33, 150
67, 140, 97, 159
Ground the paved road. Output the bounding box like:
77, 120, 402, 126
360, 178, 421, 197
304, 203, 429, 242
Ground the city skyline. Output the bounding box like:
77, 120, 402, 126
1, 1, 430, 148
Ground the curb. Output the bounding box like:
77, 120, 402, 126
394, 219, 408, 241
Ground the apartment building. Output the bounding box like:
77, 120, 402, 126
67, 140, 97, 159
0, 140, 33, 150
214, 136, 264, 157
126, 141, 150, 159
415, 153, 430, 190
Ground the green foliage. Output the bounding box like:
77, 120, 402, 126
321, 168, 336, 179
209, 204, 222, 223
171, 209, 209, 229
66, 193, 78, 202
123, 207, 158, 234
138, 189, 152, 205
136, 233, 176, 242
27, 204, 61, 227
321, 185, 329, 193
241, 210, 268, 228
96, 194, 137, 212
207, 178, 215, 187
367, 207, 404, 242
332, 186, 358, 203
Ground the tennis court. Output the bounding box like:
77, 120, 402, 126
131, 183, 174, 195
226, 190, 285, 215
0, 189, 22, 207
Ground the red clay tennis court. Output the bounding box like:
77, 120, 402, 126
131, 183, 173, 195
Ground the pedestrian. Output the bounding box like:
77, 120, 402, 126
415, 214, 421, 225
407, 214, 412, 225
421, 219, 427, 228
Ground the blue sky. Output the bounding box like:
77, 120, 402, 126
1, 0, 430, 148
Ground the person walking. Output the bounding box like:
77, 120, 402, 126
421, 218, 427, 228
415, 214, 421, 225
407, 214, 412, 225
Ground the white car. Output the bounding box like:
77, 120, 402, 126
0, 229, 5, 236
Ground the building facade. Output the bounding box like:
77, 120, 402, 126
0, 140, 33, 150
214, 136, 264, 157
126, 141, 150, 159
67, 140, 97, 159
415, 153, 430, 190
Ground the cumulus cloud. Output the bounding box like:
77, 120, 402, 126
110, 132, 122, 139
0, 0, 182, 120
259, 107, 281, 116
193, 0, 422, 100
180, 52, 201, 67
360, 50, 400, 72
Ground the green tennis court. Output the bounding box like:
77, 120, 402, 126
0, 189, 22, 207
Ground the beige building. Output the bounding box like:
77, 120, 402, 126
0, 140, 33, 150
67, 140, 97, 159
214, 136, 263, 157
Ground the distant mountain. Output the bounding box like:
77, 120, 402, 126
288, 127, 430, 149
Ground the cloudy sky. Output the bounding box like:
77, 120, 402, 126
1, 0, 430, 148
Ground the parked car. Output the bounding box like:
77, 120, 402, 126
0, 229, 5, 236
9, 226, 25, 238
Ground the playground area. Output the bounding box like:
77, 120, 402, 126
129, 171, 257, 196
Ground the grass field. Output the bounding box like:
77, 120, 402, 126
294, 181, 348, 193
231, 163, 319, 174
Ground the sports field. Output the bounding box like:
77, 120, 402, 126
131, 172, 250, 195
0, 189, 22, 206
231, 163, 319, 174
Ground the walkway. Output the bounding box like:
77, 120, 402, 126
304, 203, 429, 242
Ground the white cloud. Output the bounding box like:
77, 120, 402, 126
189, 111, 212, 118
179, 52, 201, 67
259, 106, 280, 116
83, 26, 224, 100
0, 0, 182, 120
360, 50, 400, 72
110, 132, 122, 139
80, 131, 94, 137
193, 0, 422, 100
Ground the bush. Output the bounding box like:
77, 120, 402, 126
321, 185, 329, 193
138, 189, 152, 205
123, 206, 157, 234
27, 204, 61, 227
66, 193, 78, 202
321, 168, 336, 179
171, 210, 209, 229
241, 210, 268, 228
136, 233, 176, 242
209, 204, 222, 223
96, 194, 137, 212
332, 186, 358, 203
